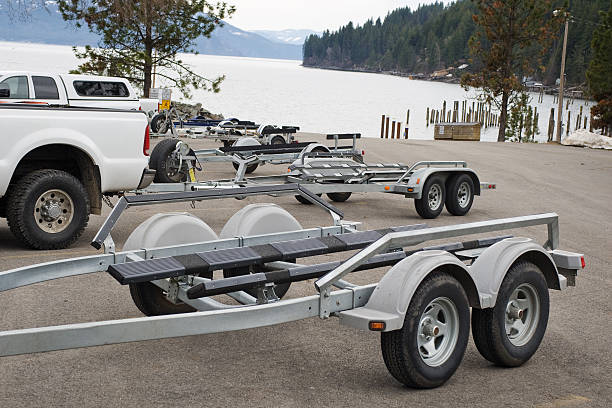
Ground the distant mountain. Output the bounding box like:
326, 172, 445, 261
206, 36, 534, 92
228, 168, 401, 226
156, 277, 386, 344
252, 29, 322, 45
0, 3, 302, 60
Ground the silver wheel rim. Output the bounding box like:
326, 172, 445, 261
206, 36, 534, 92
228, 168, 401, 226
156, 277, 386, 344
457, 181, 471, 208
418, 297, 460, 367
428, 184, 442, 210
34, 189, 74, 233
164, 152, 187, 181
505, 283, 540, 346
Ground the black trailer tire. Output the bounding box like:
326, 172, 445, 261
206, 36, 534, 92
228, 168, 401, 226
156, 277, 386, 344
232, 161, 259, 174
129, 281, 196, 316
414, 175, 446, 219
6, 169, 90, 250
381, 272, 470, 388
150, 138, 191, 183
327, 192, 352, 202
471, 261, 549, 367
150, 112, 169, 134
295, 193, 322, 204
270, 135, 286, 145
445, 174, 474, 216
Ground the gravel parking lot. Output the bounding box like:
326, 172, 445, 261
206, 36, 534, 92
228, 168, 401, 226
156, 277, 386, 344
0, 135, 610, 407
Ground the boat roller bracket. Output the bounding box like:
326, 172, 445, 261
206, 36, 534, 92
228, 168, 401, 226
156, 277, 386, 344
91, 184, 344, 250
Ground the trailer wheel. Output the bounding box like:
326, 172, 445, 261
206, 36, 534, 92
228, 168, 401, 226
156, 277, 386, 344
232, 161, 259, 174
295, 193, 322, 204
129, 281, 195, 316
381, 272, 469, 388
327, 192, 352, 202
414, 176, 446, 219
471, 261, 549, 367
150, 112, 169, 134
6, 169, 90, 249
270, 135, 286, 145
150, 138, 193, 183
445, 174, 474, 216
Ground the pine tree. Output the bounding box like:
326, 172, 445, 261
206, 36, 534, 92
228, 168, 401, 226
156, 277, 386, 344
57, 0, 235, 97
461, 0, 560, 142
586, 0, 612, 133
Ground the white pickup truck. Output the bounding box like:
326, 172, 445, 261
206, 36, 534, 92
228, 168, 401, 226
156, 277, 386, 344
0, 72, 140, 109
0, 104, 154, 249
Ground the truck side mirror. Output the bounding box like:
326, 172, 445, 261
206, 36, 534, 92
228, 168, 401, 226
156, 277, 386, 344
0, 88, 10, 98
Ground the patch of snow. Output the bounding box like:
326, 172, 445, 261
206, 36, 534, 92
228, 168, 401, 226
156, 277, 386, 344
562, 129, 612, 150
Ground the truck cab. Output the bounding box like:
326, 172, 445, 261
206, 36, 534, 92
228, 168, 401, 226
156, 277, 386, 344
0, 72, 140, 110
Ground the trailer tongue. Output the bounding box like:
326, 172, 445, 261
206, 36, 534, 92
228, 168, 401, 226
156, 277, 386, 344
0, 200, 584, 388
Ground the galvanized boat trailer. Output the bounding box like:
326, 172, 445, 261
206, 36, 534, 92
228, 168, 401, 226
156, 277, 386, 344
0, 186, 583, 388
149, 133, 362, 181
143, 133, 496, 219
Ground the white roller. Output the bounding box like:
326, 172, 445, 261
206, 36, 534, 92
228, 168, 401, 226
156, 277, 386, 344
123, 212, 218, 251
232, 137, 261, 147
220, 204, 302, 238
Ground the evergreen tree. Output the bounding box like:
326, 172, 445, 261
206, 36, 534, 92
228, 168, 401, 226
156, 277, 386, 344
461, 0, 559, 142
57, 0, 235, 97
586, 0, 612, 133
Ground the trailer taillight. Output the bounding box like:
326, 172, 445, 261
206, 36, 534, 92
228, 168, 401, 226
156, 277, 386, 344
369, 321, 386, 331
143, 125, 150, 156
581, 256, 586, 269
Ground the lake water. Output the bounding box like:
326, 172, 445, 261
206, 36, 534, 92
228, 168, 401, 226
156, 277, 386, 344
1, 41, 594, 142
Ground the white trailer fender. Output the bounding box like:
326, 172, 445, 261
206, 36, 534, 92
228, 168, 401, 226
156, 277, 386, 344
338, 250, 478, 332
407, 167, 481, 199
232, 137, 261, 147
468, 237, 564, 308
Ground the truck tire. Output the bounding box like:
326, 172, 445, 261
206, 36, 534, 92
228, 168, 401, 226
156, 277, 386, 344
6, 169, 90, 250
150, 138, 191, 183
414, 175, 446, 219
150, 112, 169, 134
471, 261, 549, 367
445, 174, 474, 216
381, 272, 469, 388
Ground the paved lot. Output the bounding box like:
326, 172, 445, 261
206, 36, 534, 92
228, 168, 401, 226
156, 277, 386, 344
0, 135, 610, 407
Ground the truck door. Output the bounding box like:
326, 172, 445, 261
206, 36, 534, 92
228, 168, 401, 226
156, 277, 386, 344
0, 75, 31, 103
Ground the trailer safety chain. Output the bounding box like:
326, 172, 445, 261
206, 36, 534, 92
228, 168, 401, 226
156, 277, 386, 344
102, 195, 115, 209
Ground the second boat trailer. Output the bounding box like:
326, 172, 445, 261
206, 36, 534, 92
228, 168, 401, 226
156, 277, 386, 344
0, 184, 584, 388
144, 133, 496, 219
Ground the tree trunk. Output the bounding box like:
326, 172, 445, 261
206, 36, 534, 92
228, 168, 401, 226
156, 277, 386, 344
142, 0, 153, 98
497, 91, 510, 142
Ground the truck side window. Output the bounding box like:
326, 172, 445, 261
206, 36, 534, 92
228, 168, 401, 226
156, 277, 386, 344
32, 76, 60, 99
0, 76, 29, 99
73, 81, 129, 97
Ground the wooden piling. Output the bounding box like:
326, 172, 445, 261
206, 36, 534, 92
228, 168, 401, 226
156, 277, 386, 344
566, 110, 571, 137
391, 121, 396, 139
380, 115, 385, 138
385, 116, 390, 139
426, 107, 430, 127
547, 108, 555, 142
396, 122, 402, 139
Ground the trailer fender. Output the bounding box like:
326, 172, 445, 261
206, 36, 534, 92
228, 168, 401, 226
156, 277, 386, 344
123, 212, 218, 251
232, 137, 261, 148
467, 237, 563, 308
220, 203, 302, 238
338, 250, 478, 332
407, 168, 481, 198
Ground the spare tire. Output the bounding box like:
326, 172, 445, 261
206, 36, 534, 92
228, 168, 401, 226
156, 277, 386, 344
150, 112, 169, 134
150, 138, 194, 183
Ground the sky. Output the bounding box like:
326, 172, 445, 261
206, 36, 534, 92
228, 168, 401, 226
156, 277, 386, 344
226, 0, 454, 32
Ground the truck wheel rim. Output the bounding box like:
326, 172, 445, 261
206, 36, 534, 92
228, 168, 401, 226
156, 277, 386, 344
428, 184, 442, 210
34, 189, 74, 234
457, 182, 471, 208
505, 283, 540, 346
165, 153, 186, 181
417, 297, 460, 367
